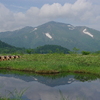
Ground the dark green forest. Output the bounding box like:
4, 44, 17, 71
0, 40, 70, 54
0, 39, 100, 54
31, 45, 70, 54
0, 40, 25, 54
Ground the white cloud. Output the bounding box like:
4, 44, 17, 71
39, 3, 62, 18
0, 0, 100, 32
0, 3, 15, 31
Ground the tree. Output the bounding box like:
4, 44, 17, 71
82, 51, 90, 55
69, 47, 79, 54
26, 49, 33, 54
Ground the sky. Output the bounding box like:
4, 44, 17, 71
0, 0, 100, 32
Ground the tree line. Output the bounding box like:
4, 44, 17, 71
0, 43, 100, 55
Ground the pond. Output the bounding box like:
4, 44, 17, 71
0, 70, 100, 100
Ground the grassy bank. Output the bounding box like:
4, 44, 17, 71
0, 54, 100, 75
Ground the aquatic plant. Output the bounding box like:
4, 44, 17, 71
59, 90, 86, 100
59, 90, 69, 100
0, 88, 27, 100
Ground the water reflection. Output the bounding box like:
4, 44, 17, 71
0, 70, 100, 100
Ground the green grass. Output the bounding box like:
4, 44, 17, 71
0, 53, 100, 75
0, 88, 27, 100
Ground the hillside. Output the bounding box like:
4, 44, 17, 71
0, 40, 25, 53
33, 45, 70, 54
0, 21, 100, 51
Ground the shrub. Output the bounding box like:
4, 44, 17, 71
82, 51, 90, 55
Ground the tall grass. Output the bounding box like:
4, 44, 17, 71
0, 54, 100, 75
0, 88, 27, 100
59, 90, 86, 100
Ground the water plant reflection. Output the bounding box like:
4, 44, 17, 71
0, 71, 100, 100
0, 69, 99, 82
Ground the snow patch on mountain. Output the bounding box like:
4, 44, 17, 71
45, 33, 52, 39
83, 29, 93, 38
30, 28, 37, 33
67, 25, 75, 30
33, 28, 37, 31
67, 25, 72, 27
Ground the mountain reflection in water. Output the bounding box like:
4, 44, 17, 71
0, 72, 100, 100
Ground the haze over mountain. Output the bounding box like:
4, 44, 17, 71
0, 21, 100, 51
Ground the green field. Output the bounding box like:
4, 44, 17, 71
0, 53, 100, 75
0, 53, 100, 100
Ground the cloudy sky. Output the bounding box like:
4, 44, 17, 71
0, 0, 100, 32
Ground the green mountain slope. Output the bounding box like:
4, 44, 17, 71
0, 21, 100, 51
33, 45, 70, 54
0, 40, 24, 53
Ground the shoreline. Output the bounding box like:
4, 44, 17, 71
0, 67, 99, 76
0, 54, 100, 75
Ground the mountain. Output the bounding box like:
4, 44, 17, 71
0, 21, 100, 51
0, 40, 24, 53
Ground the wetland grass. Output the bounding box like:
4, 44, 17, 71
0, 54, 100, 75
0, 88, 27, 100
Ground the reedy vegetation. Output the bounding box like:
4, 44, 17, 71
0, 53, 100, 75
0, 89, 26, 100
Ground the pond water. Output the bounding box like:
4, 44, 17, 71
0, 71, 100, 100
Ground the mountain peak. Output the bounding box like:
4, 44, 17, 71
0, 21, 100, 51
41, 21, 58, 26
47, 21, 56, 23
45, 21, 69, 25
40, 21, 71, 29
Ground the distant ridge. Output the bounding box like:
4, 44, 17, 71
0, 21, 100, 51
